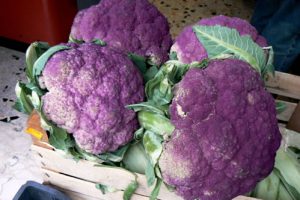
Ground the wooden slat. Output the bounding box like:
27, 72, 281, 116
43, 169, 148, 200
287, 103, 300, 132
43, 169, 258, 200
32, 145, 258, 200
265, 71, 300, 100
31, 145, 181, 200
275, 100, 297, 122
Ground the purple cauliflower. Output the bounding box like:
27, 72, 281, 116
41, 43, 144, 154
171, 15, 268, 63
158, 59, 281, 200
70, 0, 172, 65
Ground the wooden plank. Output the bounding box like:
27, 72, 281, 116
61, 191, 100, 200
43, 169, 258, 200
33, 145, 258, 200
278, 123, 286, 128
42, 169, 148, 200
60, 189, 259, 200
31, 145, 181, 200
275, 100, 297, 122
287, 103, 300, 132
265, 71, 300, 100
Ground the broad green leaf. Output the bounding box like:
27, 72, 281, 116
42, 113, 74, 151
75, 145, 104, 163
123, 175, 138, 200
12, 99, 26, 113
128, 53, 147, 74
145, 159, 156, 186
150, 179, 162, 200
251, 170, 281, 199
48, 125, 69, 150
211, 53, 235, 60
25, 42, 50, 81
145, 60, 207, 106
134, 127, 144, 140
127, 101, 167, 116
25, 82, 45, 96
128, 54, 160, 82
144, 65, 159, 82
29, 90, 40, 109
289, 147, 300, 159
145, 68, 172, 105
33, 45, 70, 84
275, 148, 300, 197
123, 142, 148, 174
192, 25, 266, 74
98, 144, 130, 162
275, 169, 300, 200
138, 111, 174, 137
145, 61, 180, 104
68, 147, 84, 161
14, 82, 34, 114
276, 101, 287, 114
143, 130, 163, 165
278, 182, 294, 200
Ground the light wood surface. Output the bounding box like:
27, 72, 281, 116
43, 169, 148, 200
275, 100, 297, 122
31, 145, 181, 200
265, 71, 300, 100
32, 144, 260, 200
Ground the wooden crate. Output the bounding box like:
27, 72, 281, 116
31, 144, 258, 200
29, 71, 300, 200
265, 71, 300, 128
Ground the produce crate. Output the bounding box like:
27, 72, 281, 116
265, 71, 300, 129
29, 71, 300, 200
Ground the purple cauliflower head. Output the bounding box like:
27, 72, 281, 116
159, 59, 281, 200
70, 0, 172, 65
171, 15, 268, 63
41, 43, 144, 154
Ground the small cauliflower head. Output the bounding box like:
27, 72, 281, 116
41, 43, 144, 154
159, 59, 281, 200
70, 0, 172, 65
171, 15, 267, 63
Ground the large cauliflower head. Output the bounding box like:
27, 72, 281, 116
41, 43, 144, 154
171, 15, 268, 63
159, 59, 281, 200
70, 0, 172, 65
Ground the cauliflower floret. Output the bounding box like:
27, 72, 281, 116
42, 43, 144, 154
70, 0, 172, 65
159, 59, 281, 200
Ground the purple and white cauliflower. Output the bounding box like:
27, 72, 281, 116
159, 59, 281, 200
70, 0, 172, 65
41, 43, 144, 154
171, 15, 268, 63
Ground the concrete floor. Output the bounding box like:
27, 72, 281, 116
0, 47, 42, 200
